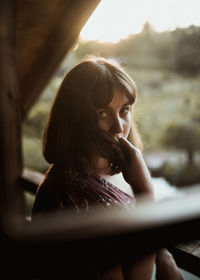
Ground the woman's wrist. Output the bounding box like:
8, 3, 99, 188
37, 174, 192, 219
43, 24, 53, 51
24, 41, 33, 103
130, 179, 155, 200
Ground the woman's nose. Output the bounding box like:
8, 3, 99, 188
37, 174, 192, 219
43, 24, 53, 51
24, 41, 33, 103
111, 115, 123, 134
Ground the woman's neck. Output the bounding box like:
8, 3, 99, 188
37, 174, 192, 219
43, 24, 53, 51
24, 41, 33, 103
91, 156, 110, 176
90, 155, 134, 197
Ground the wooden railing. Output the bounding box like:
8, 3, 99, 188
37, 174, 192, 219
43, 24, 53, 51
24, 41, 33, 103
19, 168, 200, 278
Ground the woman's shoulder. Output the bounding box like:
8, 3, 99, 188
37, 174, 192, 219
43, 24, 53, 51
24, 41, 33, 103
32, 164, 102, 216
32, 164, 135, 219
32, 165, 60, 215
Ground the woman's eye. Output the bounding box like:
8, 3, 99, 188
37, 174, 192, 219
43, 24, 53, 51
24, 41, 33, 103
97, 110, 107, 118
120, 107, 130, 115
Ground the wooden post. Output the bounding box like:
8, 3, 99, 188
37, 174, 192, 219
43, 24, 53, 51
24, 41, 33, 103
0, 0, 24, 224
17, 0, 101, 116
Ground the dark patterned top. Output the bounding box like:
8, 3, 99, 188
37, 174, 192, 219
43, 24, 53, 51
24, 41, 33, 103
32, 164, 135, 219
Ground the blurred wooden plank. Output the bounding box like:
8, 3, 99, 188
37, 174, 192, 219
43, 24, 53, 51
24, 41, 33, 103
20, 168, 200, 277
177, 240, 200, 259
20, 168, 44, 194
0, 0, 24, 218
170, 240, 200, 277
19, 167, 200, 277
3, 187, 200, 279
16, 0, 101, 116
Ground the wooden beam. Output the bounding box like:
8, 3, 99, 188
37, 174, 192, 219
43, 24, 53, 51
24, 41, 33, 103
4, 188, 200, 279
20, 168, 44, 194
17, 0, 101, 116
0, 0, 24, 220
19, 167, 200, 276
170, 240, 200, 277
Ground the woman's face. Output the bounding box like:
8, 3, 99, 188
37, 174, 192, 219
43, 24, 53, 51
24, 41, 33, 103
96, 88, 132, 140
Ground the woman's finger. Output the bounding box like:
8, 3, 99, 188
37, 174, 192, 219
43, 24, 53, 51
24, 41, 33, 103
118, 137, 139, 162
111, 143, 126, 166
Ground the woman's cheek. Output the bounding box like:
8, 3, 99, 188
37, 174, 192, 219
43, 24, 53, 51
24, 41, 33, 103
98, 119, 110, 132
124, 115, 132, 138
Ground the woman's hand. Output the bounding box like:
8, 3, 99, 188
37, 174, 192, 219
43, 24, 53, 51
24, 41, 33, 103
156, 248, 183, 280
113, 137, 154, 196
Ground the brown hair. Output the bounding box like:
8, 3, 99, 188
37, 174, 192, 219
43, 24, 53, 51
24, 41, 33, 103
43, 56, 142, 174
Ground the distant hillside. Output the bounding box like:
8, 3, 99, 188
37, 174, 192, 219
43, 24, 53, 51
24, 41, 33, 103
74, 23, 200, 76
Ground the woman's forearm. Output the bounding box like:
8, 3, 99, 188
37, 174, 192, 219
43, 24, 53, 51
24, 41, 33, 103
122, 253, 156, 280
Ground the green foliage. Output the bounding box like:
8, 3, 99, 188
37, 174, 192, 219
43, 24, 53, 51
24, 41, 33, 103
22, 136, 50, 173
177, 164, 200, 186
162, 122, 200, 151
156, 162, 200, 187
160, 121, 200, 165
23, 101, 50, 138
75, 23, 200, 75
173, 25, 200, 75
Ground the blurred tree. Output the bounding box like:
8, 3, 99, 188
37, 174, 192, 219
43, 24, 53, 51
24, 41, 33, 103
173, 25, 200, 75
117, 22, 157, 58
75, 40, 115, 59
23, 102, 49, 138
161, 122, 200, 165
75, 23, 200, 74
191, 99, 200, 124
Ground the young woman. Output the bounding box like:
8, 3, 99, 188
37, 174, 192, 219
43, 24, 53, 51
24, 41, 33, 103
32, 57, 182, 280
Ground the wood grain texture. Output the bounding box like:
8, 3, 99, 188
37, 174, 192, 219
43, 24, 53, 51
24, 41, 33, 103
16, 0, 101, 116
0, 0, 24, 218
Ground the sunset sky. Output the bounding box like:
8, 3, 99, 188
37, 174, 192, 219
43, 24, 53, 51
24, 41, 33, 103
80, 0, 200, 42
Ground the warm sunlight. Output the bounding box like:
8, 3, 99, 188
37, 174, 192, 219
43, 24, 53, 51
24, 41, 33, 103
80, 0, 200, 42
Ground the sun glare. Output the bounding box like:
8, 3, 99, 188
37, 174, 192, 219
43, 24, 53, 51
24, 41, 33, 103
80, 0, 200, 43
